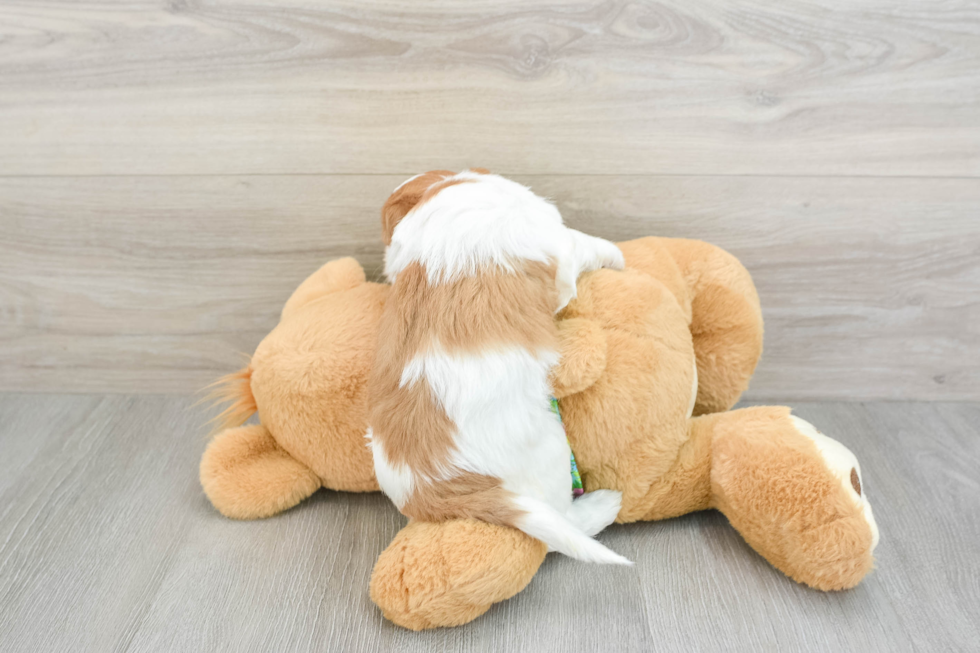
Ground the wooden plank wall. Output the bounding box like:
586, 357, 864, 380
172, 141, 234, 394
1, 1, 978, 399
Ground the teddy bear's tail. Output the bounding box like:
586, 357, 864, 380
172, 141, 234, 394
202, 365, 257, 437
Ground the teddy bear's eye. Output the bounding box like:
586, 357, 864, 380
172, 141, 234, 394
850, 468, 862, 496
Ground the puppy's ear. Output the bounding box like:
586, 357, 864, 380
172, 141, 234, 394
381, 170, 454, 246
468, 167, 491, 175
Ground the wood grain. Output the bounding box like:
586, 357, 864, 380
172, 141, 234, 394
1, 0, 978, 398
1, 394, 978, 651
0, 0, 978, 176
2, 174, 977, 399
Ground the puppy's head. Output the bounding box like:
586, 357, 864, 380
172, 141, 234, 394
381, 169, 491, 245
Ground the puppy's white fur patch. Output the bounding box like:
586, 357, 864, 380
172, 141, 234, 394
568, 489, 623, 537
384, 173, 624, 313
404, 345, 565, 493
368, 428, 414, 509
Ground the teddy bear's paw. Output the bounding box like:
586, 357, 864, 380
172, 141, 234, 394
789, 416, 880, 551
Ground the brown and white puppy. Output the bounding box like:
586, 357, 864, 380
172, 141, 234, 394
368, 170, 630, 564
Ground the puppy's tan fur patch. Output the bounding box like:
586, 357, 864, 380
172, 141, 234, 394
381, 169, 493, 246
368, 260, 559, 478
401, 472, 522, 524
382, 171, 484, 246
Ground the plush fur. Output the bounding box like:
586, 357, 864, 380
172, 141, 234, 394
199, 236, 880, 630
370, 171, 628, 565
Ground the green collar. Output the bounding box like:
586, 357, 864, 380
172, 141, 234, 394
550, 397, 584, 497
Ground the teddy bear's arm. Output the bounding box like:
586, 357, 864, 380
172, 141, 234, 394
619, 237, 764, 415
550, 317, 608, 399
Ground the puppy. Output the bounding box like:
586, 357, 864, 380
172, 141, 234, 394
368, 170, 630, 564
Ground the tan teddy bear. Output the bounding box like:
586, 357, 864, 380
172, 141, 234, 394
200, 236, 879, 630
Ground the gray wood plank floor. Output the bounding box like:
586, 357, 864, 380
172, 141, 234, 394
1, 395, 977, 652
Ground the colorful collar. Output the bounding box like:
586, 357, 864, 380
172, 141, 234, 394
549, 397, 584, 497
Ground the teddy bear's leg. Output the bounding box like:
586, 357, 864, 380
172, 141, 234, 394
707, 406, 879, 590
620, 237, 764, 414
623, 415, 715, 523
280, 257, 367, 321
370, 519, 547, 630
200, 424, 321, 519
665, 240, 763, 414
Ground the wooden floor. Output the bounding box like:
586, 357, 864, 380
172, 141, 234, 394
1, 393, 977, 652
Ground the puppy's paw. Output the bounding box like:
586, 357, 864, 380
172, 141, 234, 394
602, 245, 626, 271
568, 489, 623, 536
589, 236, 624, 271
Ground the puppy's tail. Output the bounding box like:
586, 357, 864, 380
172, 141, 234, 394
510, 495, 632, 565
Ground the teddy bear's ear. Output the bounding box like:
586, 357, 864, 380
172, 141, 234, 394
381, 170, 455, 246
280, 257, 368, 322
